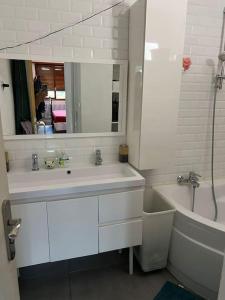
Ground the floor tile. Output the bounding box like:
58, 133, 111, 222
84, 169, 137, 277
19, 276, 71, 300
19, 256, 177, 300
70, 265, 176, 300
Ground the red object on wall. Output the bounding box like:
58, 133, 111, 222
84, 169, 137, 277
183, 57, 192, 71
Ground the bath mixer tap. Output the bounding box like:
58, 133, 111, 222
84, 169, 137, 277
189, 171, 201, 188
95, 149, 103, 166
177, 171, 201, 188
32, 153, 39, 171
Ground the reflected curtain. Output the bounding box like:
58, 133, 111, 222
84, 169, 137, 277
11, 60, 31, 134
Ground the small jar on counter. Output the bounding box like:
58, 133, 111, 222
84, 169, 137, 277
119, 144, 129, 163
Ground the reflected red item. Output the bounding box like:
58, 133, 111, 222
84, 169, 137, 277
183, 57, 191, 71
52, 110, 66, 122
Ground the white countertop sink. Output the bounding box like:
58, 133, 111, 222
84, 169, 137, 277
8, 163, 145, 202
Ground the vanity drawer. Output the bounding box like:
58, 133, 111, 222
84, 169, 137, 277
99, 190, 144, 224
99, 219, 143, 252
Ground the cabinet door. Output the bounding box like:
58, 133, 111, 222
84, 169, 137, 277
12, 202, 49, 268
47, 197, 98, 262
128, 0, 187, 170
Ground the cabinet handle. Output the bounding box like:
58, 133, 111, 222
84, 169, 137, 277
2, 200, 22, 261
8, 219, 22, 241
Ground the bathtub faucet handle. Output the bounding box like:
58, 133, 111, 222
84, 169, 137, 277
177, 172, 201, 188
189, 171, 201, 188
189, 171, 201, 178
177, 175, 186, 184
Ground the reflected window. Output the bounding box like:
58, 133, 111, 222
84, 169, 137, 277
47, 90, 55, 98
56, 91, 66, 100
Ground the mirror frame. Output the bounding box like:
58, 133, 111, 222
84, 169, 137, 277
1, 55, 128, 141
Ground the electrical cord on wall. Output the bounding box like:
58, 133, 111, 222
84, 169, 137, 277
0, 0, 125, 52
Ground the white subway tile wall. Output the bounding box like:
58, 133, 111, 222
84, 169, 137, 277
4, 137, 125, 171
0, 0, 129, 61
2, 0, 225, 185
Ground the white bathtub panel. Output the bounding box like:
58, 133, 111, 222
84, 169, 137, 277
174, 212, 225, 252
169, 228, 223, 293
168, 263, 217, 300
153, 183, 225, 300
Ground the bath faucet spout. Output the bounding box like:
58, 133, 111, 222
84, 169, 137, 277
177, 171, 201, 188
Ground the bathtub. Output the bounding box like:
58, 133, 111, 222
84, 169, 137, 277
153, 181, 225, 300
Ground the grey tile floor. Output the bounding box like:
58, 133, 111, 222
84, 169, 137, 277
19, 264, 177, 300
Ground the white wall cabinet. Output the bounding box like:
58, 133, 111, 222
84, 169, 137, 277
12, 189, 144, 268
47, 197, 98, 262
12, 202, 49, 268
127, 0, 187, 170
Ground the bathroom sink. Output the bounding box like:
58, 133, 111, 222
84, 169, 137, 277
8, 163, 145, 202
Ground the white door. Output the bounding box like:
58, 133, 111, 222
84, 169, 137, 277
0, 115, 20, 299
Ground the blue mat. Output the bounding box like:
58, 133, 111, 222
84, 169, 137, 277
154, 282, 203, 300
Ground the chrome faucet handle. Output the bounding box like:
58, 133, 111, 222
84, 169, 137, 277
177, 175, 189, 185
32, 153, 39, 171
177, 175, 184, 184
189, 171, 201, 189
58, 151, 69, 161
95, 149, 103, 165
189, 171, 201, 178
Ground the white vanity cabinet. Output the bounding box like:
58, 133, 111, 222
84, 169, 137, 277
11, 188, 144, 269
127, 0, 187, 170
12, 202, 49, 268
47, 196, 98, 262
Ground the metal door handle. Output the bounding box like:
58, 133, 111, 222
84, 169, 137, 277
2, 200, 22, 261
8, 218, 21, 241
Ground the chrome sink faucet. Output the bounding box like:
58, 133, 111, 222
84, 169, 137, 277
177, 171, 201, 188
95, 149, 103, 166
32, 153, 39, 171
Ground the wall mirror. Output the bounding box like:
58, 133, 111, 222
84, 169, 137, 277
0, 58, 127, 138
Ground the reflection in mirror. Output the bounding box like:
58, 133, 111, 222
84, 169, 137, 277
0, 58, 127, 136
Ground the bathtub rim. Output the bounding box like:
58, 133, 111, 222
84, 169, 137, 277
153, 182, 225, 234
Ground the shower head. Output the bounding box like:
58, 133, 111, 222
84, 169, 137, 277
219, 51, 225, 62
